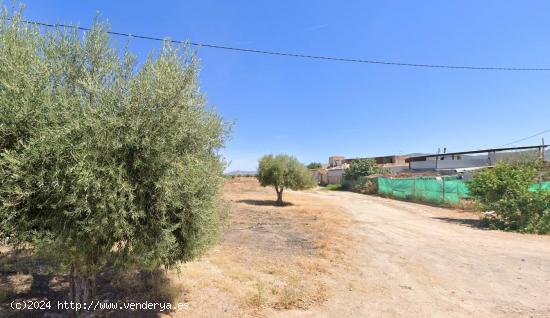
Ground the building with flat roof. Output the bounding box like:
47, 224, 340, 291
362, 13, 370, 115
405, 145, 548, 171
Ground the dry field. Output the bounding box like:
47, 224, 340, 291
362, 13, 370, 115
173, 177, 360, 317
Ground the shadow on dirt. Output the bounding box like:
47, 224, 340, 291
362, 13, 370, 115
237, 199, 293, 207
432, 217, 489, 230
0, 249, 182, 318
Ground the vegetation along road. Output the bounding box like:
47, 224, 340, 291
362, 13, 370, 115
297, 188, 550, 318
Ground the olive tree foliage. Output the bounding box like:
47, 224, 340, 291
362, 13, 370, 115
0, 7, 228, 303
257, 154, 315, 205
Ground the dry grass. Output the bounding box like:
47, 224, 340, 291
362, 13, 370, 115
111, 269, 188, 304
163, 177, 355, 317
0, 272, 34, 315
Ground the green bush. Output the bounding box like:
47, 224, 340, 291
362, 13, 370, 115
361, 178, 378, 194
469, 162, 550, 233
342, 176, 378, 193
344, 158, 382, 181
306, 162, 322, 170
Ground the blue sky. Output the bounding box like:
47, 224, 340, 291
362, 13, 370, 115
18, 1, 550, 171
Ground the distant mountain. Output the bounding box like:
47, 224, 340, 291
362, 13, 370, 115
225, 170, 257, 176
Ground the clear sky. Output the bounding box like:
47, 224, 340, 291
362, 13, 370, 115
17, 1, 550, 171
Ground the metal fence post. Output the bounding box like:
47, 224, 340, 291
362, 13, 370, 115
413, 178, 416, 200
442, 177, 445, 205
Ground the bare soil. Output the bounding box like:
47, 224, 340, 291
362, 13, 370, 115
297, 188, 550, 318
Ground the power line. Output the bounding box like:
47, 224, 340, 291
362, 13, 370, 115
497, 129, 550, 147
4, 17, 550, 71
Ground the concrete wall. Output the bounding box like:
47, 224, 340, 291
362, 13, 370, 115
384, 165, 409, 173
375, 155, 409, 165
411, 158, 490, 170
311, 170, 321, 184
327, 168, 345, 184
321, 173, 328, 185
410, 161, 436, 170
311, 170, 328, 185
329, 156, 345, 167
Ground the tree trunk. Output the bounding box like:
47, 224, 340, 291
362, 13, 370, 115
69, 261, 94, 318
276, 188, 284, 205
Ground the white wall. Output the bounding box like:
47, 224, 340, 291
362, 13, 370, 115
411, 158, 490, 170
410, 161, 436, 170
385, 165, 409, 173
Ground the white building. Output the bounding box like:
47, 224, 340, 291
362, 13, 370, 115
406, 145, 547, 171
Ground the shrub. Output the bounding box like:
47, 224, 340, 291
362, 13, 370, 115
341, 176, 379, 193
344, 158, 382, 181
469, 162, 550, 233
361, 178, 379, 194
306, 162, 322, 170
247, 281, 267, 307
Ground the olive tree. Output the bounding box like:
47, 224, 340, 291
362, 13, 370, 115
0, 8, 228, 306
257, 154, 315, 205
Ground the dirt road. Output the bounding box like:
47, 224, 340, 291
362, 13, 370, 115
294, 189, 550, 318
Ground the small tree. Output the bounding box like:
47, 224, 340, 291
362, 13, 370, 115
0, 8, 227, 307
257, 154, 315, 205
306, 162, 322, 170
344, 158, 382, 180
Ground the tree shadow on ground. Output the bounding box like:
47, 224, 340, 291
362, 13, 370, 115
0, 249, 183, 318
0, 249, 67, 318
432, 217, 489, 230
237, 199, 293, 207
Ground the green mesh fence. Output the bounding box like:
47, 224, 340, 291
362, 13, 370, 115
376, 177, 550, 205
341, 176, 365, 189
376, 176, 469, 205
528, 181, 550, 192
